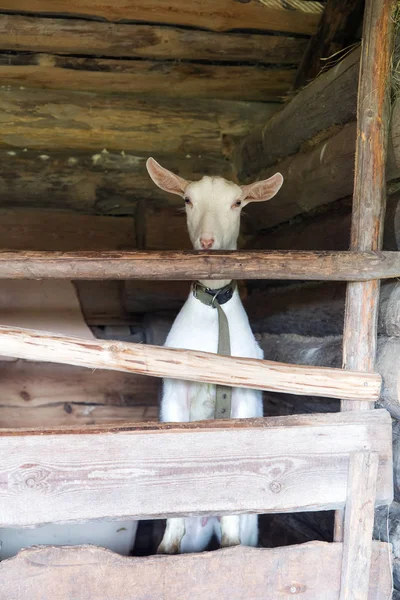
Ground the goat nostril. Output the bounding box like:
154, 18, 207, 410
200, 238, 214, 249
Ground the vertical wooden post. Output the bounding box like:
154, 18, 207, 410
339, 452, 379, 600
334, 0, 396, 541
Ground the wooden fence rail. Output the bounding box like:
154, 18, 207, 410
0, 325, 381, 401
0, 543, 392, 600
0, 250, 400, 280
0, 410, 392, 527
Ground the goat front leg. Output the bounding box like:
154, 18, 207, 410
157, 518, 186, 554
158, 379, 190, 554
219, 515, 241, 547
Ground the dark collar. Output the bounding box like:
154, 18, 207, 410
192, 281, 236, 306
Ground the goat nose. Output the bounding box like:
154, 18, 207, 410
200, 237, 214, 249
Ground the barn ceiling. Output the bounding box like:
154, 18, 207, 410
0, 0, 345, 251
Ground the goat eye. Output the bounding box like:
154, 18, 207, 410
233, 200, 242, 208
184, 197, 192, 206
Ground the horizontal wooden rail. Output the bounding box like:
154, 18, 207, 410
0, 250, 400, 280
0, 326, 381, 401
0, 543, 392, 600
0, 411, 392, 527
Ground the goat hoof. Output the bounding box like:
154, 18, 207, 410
157, 541, 181, 554
221, 535, 240, 548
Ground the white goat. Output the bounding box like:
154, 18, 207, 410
146, 158, 283, 554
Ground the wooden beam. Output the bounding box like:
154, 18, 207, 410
0, 150, 235, 215
0, 410, 392, 527
0, 324, 382, 401
0, 14, 308, 64
0, 250, 400, 282
242, 96, 400, 232
0, 53, 294, 102
0, 88, 271, 156
0, 542, 392, 600
341, 0, 396, 409
234, 46, 361, 182
294, 0, 364, 89
0, 0, 323, 34
0, 209, 135, 251
336, 0, 396, 539
339, 452, 379, 600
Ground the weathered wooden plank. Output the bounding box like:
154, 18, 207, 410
0, 150, 235, 214
0, 88, 271, 156
0, 403, 158, 428
0, 209, 135, 251
0, 360, 158, 427
340, 452, 379, 600
0, 361, 157, 408
0, 542, 392, 600
0, 250, 400, 281
234, 45, 361, 181
0, 410, 392, 527
294, 0, 364, 89
0, 324, 382, 401
0, 53, 294, 102
0, 0, 323, 34
0, 14, 307, 63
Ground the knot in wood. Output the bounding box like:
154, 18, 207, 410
10, 465, 52, 493
269, 481, 282, 493
283, 583, 307, 595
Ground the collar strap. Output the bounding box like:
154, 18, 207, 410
192, 281, 236, 420
192, 281, 236, 307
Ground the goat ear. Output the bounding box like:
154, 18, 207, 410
240, 173, 283, 204
146, 157, 189, 196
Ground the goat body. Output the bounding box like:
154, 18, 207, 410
159, 289, 263, 552
146, 157, 283, 553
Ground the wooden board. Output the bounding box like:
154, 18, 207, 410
0, 403, 158, 428
0, 88, 271, 156
0, 209, 135, 251
0, 0, 323, 34
0, 14, 307, 63
0, 325, 382, 401
0, 410, 392, 527
0, 542, 392, 600
1, 250, 400, 282
0, 361, 158, 428
0, 150, 236, 215
340, 452, 379, 600
0, 53, 294, 102
0, 362, 158, 408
